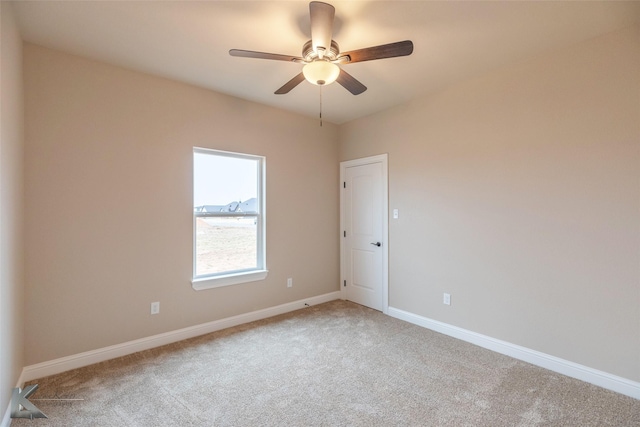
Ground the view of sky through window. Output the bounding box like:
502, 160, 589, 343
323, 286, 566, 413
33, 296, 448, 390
193, 152, 257, 207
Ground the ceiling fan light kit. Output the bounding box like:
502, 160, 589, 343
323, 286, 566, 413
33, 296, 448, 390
303, 61, 340, 86
229, 1, 414, 96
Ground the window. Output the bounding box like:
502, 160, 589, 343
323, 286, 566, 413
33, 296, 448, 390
192, 148, 267, 290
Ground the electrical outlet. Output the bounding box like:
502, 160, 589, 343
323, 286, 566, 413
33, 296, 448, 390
287, 278, 293, 288
443, 293, 451, 306
151, 301, 160, 315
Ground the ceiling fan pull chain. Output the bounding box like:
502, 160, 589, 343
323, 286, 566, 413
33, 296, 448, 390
319, 85, 323, 127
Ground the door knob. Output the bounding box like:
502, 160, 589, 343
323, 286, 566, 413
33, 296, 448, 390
371, 242, 381, 247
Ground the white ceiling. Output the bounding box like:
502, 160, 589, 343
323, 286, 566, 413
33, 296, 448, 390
12, 1, 640, 124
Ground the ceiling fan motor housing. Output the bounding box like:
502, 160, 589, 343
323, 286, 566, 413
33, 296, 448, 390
303, 39, 340, 62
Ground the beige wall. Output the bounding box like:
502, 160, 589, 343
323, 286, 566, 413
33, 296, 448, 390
23, 44, 339, 365
340, 26, 640, 381
0, 0, 25, 416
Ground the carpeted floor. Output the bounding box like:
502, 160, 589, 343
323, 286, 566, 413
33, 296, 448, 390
12, 300, 640, 426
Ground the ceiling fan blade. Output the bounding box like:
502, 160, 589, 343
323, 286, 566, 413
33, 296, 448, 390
275, 73, 306, 95
229, 49, 302, 63
309, 1, 335, 58
339, 40, 414, 63
336, 69, 367, 95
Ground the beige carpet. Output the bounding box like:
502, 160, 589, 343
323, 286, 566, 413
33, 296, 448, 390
12, 300, 640, 426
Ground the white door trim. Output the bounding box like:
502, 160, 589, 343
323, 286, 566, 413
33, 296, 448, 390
340, 154, 389, 314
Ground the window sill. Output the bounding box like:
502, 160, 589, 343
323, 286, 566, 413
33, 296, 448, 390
192, 270, 269, 291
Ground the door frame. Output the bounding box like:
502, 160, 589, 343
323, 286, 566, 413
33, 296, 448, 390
340, 154, 389, 314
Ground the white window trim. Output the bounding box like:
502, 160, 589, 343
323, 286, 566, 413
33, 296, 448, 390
192, 147, 267, 290
192, 269, 269, 290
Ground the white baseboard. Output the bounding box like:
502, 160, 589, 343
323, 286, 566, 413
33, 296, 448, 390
19, 292, 341, 384
387, 306, 640, 400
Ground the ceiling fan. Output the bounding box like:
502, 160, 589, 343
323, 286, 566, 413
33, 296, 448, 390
229, 1, 413, 96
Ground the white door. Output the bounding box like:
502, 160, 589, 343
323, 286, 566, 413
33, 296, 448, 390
341, 155, 388, 312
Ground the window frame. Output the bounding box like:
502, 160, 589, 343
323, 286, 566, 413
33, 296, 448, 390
192, 147, 267, 290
